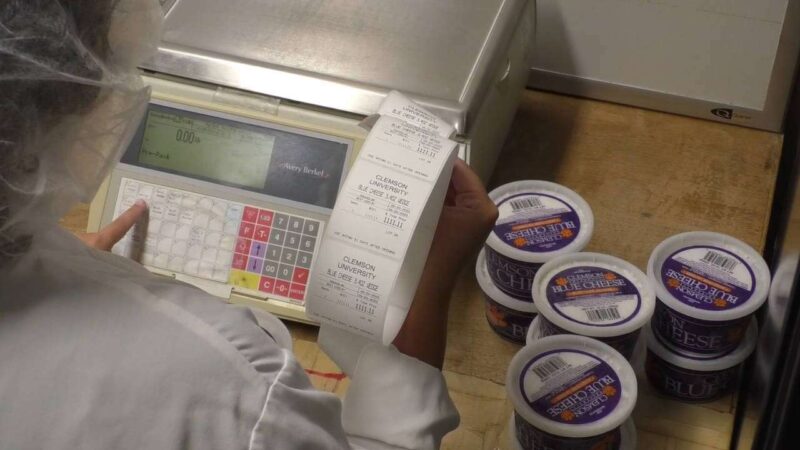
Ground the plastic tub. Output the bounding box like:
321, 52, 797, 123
648, 232, 770, 356
644, 320, 757, 402
476, 249, 537, 344
507, 335, 637, 449
526, 315, 544, 346
532, 253, 655, 360
509, 416, 637, 450
484, 181, 594, 302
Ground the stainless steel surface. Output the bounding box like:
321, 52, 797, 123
528, 1, 800, 132
146, 0, 531, 134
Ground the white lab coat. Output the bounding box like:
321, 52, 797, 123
0, 227, 459, 450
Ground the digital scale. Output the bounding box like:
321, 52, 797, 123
88, 0, 536, 323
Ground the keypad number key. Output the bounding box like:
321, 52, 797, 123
296, 251, 313, 269
299, 235, 316, 253
277, 264, 294, 281
303, 220, 320, 237
288, 217, 304, 233
273, 213, 290, 230
284, 232, 301, 249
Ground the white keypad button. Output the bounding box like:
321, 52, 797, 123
184, 259, 200, 275
160, 222, 177, 238
223, 221, 238, 235
157, 238, 173, 254
202, 248, 218, 263
168, 256, 184, 272
171, 240, 188, 257
175, 224, 191, 240
199, 261, 214, 278
193, 213, 210, 228
204, 232, 221, 247
208, 218, 224, 232
187, 244, 203, 260
219, 235, 236, 251
154, 253, 169, 268
198, 198, 213, 211
148, 219, 162, 235
150, 203, 166, 219
216, 250, 233, 266
179, 210, 195, 225
139, 185, 154, 199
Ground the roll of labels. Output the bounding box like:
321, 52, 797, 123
307, 91, 459, 345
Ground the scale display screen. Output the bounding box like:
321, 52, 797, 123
122, 103, 351, 209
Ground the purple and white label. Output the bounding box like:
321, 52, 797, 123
546, 266, 641, 327
485, 245, 542, 301
494, 193, 581, 253
514, 413, 622, 450
645, 350, 738, 402
661, 246, 755, 311
521, 350, 622, 425
484, 294, 536, 344
652, 301, 749, 355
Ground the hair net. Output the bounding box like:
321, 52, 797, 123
0, 0, 163, 261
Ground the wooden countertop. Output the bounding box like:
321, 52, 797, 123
61, 90, 782, 449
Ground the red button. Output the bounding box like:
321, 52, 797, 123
289, 284, 306, 300
257, 210, 274, 226
253, 225, 271, 242
235, 237, 252, 254
258, 277, 276, 294
242, 206, 259, 223
238, 222, 255, 238
231, 253, 248, 270
274, 280, 291, 297
292, 267, 309, 285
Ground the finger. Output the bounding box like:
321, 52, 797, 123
450, 159, 487, 196
95, 200, 148, 250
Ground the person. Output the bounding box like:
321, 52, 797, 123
0, 1, 498, 449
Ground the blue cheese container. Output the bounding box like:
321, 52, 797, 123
532, 253, 655, 360
647, 232, 770, 357
645, 320, 757, 402
507, 335, 638, 449
509, 416, 637, 450
484, 181, 594, 303
476, 249, 537, 344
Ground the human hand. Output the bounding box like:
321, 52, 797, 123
392, 160, 497, 368
428, 158, 498, 279
76, 200, 148, 251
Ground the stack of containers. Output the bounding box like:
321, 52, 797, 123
645, 231, 770, 401
507, 335, 637, 449
531, 253, 656, 360
477, 181, 594, 344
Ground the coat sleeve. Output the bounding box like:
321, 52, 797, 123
342, 344, 460, 450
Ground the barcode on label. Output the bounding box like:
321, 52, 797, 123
532, 355, 568, 380
702, 251, 738, 271
585, 307, 621, 322
510, 197, 543, 211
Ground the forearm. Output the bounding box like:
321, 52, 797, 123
392, 252, 459, 369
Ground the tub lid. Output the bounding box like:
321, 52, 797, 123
647, 232, 771, 321
507, 335, 637, 438
485, 181, 594, 263
476, 249, 538, 313
526, 315, 543, 346
645, 319, 758, 371
508, 415, 637, 450
532, 253, 656, 337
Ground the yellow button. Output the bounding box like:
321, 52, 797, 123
229, 270, 260, 291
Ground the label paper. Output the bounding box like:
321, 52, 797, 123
307, 91, 459, 344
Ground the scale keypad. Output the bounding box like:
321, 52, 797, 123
111, 178, 322, 304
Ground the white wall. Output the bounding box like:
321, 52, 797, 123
534, 0, 789, 110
